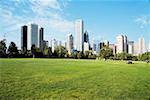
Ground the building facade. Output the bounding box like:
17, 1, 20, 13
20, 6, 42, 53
123, 35, 128, 53
21, 25, 28, 52
67, 34, 74, 55
116, 35, 124, 53
21, 24, 44, 51
109, 44, 116, 55
138, 37, 145, 54
39, 27, 44, 51
128, 41, 134, 55
75, 19, 84, 52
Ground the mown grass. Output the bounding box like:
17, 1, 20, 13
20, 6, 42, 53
0, 58, 150, 99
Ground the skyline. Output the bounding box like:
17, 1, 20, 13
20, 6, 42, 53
0, 0, 149, 49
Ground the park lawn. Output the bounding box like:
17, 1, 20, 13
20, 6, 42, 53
0, 59, 150, 100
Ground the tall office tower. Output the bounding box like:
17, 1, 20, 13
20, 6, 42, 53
128, 41, 134, 55
134, 42, 139, 56
92, 43, 97, 54
84, 42, 89, 51
109, 44, 116, 55
123, 35, 128, 53
51, 38, 58, 53
138, 37, 145, 54
27, 24, 39, 50
67, 34, 74, 55
21, 25, 28, 52
104, 40, 109, 46
83, 31, 89, 51
39, 27, 44, 51
84, 31, 89, 43
97, 42, 104, 54
92, 43, 96, 51
43, 40, 48, 49
75, 19, 84, 52
116, 35, 124, 53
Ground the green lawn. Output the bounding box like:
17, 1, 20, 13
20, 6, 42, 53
0, 59, 150, 99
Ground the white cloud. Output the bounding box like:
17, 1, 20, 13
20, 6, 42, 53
135, 15, 150, 28
0, 0, 74, 48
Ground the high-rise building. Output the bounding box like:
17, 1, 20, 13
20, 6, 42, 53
39, 27, 44, 51
27, 24, 39, 50
21, 24, 44, 51
67, 34, 74, 55
51, 38, 58, 53
116, 35, 128, 53
84, 42, 89, 51
138, 37, 145, 54
123, 35, 128, 53
97, 42, 104, 54
134, 42, 139, 56
43, 40, 48, 49
75, 19, 84, 52
128, 41, 134, 55
92, 43, 96, 51
84, 31, 89, 43
109, 44, 116, 55
116, 35, 124, 53
21, 25, 28, 52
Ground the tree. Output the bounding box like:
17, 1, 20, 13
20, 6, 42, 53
0, 39, 7, 58
114, 52, 133, 60
43, 47, 52, 57
99, 46, 113, 59
138, 52, 150, 61
84, 51, 90, 58
31, 44, 36, 58
8, 42, 18, 58
77, 51, 84, 59
54, 46, 67, 58
71, 51, 78, 59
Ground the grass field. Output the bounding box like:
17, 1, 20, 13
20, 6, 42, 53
0, 59, 150, 99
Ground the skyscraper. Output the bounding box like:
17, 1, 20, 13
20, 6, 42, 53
83, 31, 89, 51
21, 24, 44, 51
128, 41, 134, 55
51, 38, 58, 53
123, 35, 128, 53
75, 19, 84, 52
109, 44, 116, 55
67, 34, 74, 55
27, 24, 39, 50
84, 31, 89, 43
97, 42, 104, 54
21, 25, 28, 52
134, 42, 139, 56
84, 42, 89, 51
116, 35, 124, 53
138, 37, 145, 54
39, 27, 44, 51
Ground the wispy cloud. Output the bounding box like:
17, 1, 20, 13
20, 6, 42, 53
0, 0, 74, 46
135, 15, 150, 28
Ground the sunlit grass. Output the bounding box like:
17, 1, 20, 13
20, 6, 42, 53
0, 58, 150, 99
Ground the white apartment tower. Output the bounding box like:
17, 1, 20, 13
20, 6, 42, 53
27, 24, 38, 50
75, 19, 84, 52
67, 34, 74, 55
116, 35, 124, 53
138, 37, 145, 54
128, 41, 134, 55
26, 24, 43, 50
123, 35, 128, 53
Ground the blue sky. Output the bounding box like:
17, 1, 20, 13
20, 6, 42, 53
0, 0, 149, 49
